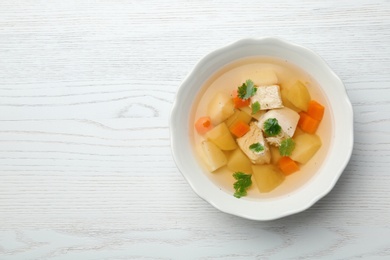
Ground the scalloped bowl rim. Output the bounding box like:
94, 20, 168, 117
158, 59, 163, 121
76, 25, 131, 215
170, 37, 354, 221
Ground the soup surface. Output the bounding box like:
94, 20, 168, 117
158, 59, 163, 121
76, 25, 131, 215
191, 57, 333, 199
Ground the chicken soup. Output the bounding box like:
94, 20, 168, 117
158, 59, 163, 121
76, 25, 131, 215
191, 57, 332, 199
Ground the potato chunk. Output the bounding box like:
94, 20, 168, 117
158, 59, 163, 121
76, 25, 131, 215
248, 68, 279, 86
281, 87, 301, 112
286, 81, 311, 111
239, 106, 265, 120
293, 127, 305, 138
225, 110, 252, 128
201, 141, 227, 172
208, 93, 235, 125
270, 146, 281, 165
252, 164, 285, 193
290, 133, 322, 164
227, 148, 253, 174
206, 122, 237, 151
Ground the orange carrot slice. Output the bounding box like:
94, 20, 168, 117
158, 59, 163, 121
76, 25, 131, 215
298, 112, 320, 134
195, 116, 213, 134
307, 100, 325, 121
229, 120, 250, 138
278, 156, 300, 175
232, 89, 250, 108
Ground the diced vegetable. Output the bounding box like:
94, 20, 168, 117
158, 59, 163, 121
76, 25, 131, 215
239, 106, 265, 120
231, 89, 250, 108
252, 164, 285, 193
286, 81, 311, 111
270, 146, 281, 165
201, 141, 227, 172
290, 133, 322, 164
298, 100, 325, 134
255, 69, 278, 85
208, 93, 235, 125
225, 110, 252, 128
278, 156, 299, 175
195, 116, 213, 134
227, 149, 253, 174
206, 122, 237, 151
307, 100, 325, 121
298, 112, 320, 134
229, 120, 250, 138
293, 127, 305, 138
281, 87, 301, 112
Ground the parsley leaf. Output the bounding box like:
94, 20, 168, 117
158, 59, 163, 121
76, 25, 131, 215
263, 118, 282, 137
251, 101, 261, 114
237, 79, 257, 100
279, 138, 295, 156
249, 142, 264, 153
233, 172, 252, 198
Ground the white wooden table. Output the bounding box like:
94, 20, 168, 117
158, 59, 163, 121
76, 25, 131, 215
1, 1, 389, 259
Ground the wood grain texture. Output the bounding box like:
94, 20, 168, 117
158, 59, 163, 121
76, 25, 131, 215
0, 0, 390, 259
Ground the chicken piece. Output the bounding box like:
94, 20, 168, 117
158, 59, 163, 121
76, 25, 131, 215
251, 85, 283, 110
236, 122, 271, 165
264, 132, 287, 147
257, 107, 300, 146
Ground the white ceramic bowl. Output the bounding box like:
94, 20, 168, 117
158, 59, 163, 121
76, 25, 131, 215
170, 38, 353, 220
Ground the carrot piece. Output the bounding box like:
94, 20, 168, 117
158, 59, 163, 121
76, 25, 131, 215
278, 157, 300, 175
229, 120, 250, 138
307, 100, 325, 121
195, 116, 213, 134
232, 89, 250, 108
298, 112, 320, 134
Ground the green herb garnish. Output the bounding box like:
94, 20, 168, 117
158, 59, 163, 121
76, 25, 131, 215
233, 172, 252, 198
263, 118, 282, 137
249, 142, 264, 153
251, 101, 261, 114
279, 138, 295, 156
237, 79, 257, 100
